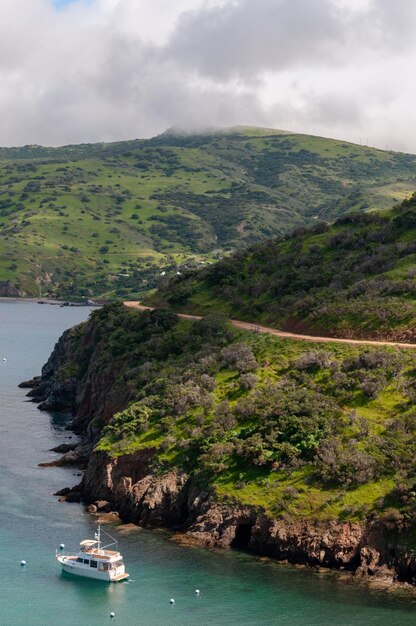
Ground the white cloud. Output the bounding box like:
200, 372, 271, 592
0, 0, 415, 151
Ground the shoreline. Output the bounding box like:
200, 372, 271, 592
0, 296, 62, 304
169, 531, 416, 595
0, 296, 102, 307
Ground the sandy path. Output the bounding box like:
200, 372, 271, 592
124, 301, 416, 350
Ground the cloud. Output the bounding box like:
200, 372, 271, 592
167, 0, 349, 81
166, 0, 416, 80
0, 0, 415, 150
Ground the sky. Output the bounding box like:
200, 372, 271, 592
1, 0, 416, 151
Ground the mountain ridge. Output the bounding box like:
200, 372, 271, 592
1, 126, 415, 298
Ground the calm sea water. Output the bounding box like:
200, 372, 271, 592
0, 301, 415, 625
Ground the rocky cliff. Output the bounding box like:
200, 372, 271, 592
0, 281, 24, 297
23, 305, 416, 588
76, 448, 416, 586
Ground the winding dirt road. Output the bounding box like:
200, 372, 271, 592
124, 301, 416, 350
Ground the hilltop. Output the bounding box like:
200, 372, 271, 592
1, 127, 416, 298
148, 192, 416, 342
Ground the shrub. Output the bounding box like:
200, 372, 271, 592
240, 373, 258, 390
316, 438, 376, 486
199, 441, 235, 474
376, 508, 404, 530
293, 350, 334, 371
220, 343, 258, 373
359, 373, 386, 399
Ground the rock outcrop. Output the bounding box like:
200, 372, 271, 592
0, 281, 23, 297
75, 448, 416, 585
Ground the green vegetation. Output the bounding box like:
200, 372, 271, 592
149, 192, 416, 341
1, 127, 416, 298
65, 303, 416, 526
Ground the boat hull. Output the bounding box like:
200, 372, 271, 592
57, 556, 128, 582
61, 562, 112, 581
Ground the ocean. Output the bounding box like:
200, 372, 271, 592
0, 301, 415, 625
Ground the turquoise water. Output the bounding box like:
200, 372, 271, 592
1, 302, 416, 625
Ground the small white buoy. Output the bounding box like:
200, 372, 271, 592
59, 543, 65, 550
195, 589, 200, 595
170, 598, 175, 605
20, 560, 26, 567
110, 611, 115, 619
2, 358, 6, 362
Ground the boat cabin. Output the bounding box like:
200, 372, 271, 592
75, 539, 125, 572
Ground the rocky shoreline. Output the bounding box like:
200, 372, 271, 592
21, 317, 416, 589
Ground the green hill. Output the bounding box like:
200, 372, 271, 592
148, 193, 416, 341
37, 303, 416, 578
1, 127, 416, 298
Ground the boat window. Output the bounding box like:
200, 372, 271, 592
83, 559, 90, 564
90, 560, 98, 568
76, 558, 83, 563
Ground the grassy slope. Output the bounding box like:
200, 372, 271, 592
66, 304, 416, 531
148, 193, 416, 341
1, 127, 416, 298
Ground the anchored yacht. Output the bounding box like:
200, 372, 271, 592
56, 526, 129, 582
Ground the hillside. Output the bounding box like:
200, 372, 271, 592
148, 192, 416, 342
28, 303, 416, 583
1, 127, 416, 298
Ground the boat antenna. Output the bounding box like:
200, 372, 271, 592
99, 527, 118, 551
95, 525, 101, 549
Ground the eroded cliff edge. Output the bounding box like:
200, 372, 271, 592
23, 303, 416, 587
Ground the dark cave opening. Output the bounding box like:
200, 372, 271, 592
231, 522, 254, 550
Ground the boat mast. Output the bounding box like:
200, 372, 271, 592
97, 525, 101, 549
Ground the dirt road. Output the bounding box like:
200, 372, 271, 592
124, 301, 416, 350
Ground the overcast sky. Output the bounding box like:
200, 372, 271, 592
1, 0, 416, 151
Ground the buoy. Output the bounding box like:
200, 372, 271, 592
2, 358, 6, 362
110, 612, 115, 619
170, 598, 175, 605
59, 543, 65, 550
20, 560, 26, 567
195, 589, 200, 595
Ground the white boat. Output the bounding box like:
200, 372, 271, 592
56, 526, 129, 582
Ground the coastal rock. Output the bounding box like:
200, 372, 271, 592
18, 376, 42, 389
82, 450, 188, 528
50, 443, 77, 453
37, 378, 78, 412
56, 443, 92, 466
64, 482, 83, 503
54, 487, 71, 496
94, 500, 112, 512
39, 443, 92, 467
0, 281, 23, 297
76, 447, 416, 585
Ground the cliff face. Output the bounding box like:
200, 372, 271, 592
78, 448, 416, 586
0, 281, 23, 297
25, 306, 416, 587
22, 318, 135, 435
